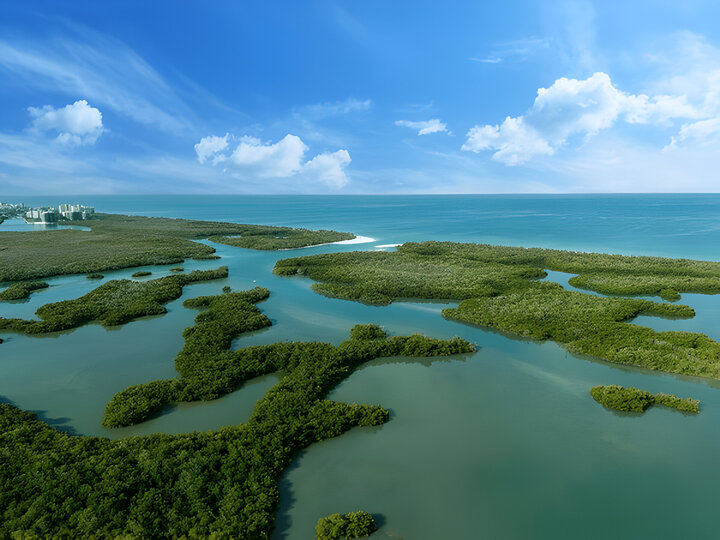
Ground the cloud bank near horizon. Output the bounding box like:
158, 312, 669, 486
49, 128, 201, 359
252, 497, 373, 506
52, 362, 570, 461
194, 133, 352, 188
461, 71, 717, 165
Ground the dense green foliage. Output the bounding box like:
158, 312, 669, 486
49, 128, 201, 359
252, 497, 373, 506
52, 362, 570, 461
275, 242, 720, 380
0, 213, 355, 282
274, 248, 544, 305
316, 511, 378, 539
654, 392, 701, 412
103, 286, 272, 427
169, 266, 184, 272
1, 308, 472, 537
209, 228, 354, 251
104, 290, 473, 427
86, 273, 104, 279
0, 281, 48, 301
131, 271, 152, 277
443, 286, 720, 379
350, 323, 389, 341
0, 267, 227, 335
275, 241, 720, 302
590, 385, 699, 413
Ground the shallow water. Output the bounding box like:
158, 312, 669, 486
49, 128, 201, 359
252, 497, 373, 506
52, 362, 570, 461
0, 217, 90, 232
3, 195, 720, 539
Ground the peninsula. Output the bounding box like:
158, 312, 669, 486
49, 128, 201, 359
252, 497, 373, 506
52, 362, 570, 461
0, 212, 356, 283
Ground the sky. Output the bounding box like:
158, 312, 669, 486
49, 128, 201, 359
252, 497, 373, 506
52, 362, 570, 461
2, 1, 720, 194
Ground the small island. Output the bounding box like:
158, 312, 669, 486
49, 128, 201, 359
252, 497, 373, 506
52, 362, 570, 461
0, 281, 49, 301
590, 385, 699, 413
315, 511, 378, 539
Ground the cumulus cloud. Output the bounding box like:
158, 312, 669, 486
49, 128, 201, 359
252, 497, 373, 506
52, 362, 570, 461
196, 133, 351, 188
462, 72, 707, 165
395, 118, 448, 135
669, 117, 720, 147
230, 134, 308, 178
194, 134, 229, 164
302, 149, 351, 188
464, 117, 553, 165
28, 100, 104, 145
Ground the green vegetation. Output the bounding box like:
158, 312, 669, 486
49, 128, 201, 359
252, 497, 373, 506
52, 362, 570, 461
86, 273, 104, 279
275, 242, 720, 380
654, 392, 701, 412
316, 511, 378, 539
275, 241, 720, 302
0, 281, 48, 301
0, 213, 355, 282
131, 271, 152, 278
443, 287, 720, 378
590, 385, 699, 413
209, 228, 354, 251
103, 290, 473, 427
103, 286, 272, 427
0, 267, 227, 334
169, 266, 184, 272
1, 308, 472, 537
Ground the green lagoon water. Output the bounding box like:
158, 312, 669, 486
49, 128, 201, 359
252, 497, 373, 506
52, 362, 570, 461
3, 195, 720, 539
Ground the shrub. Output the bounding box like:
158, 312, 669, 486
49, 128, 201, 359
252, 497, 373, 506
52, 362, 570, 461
316, 511, 378, 539
590, 385, 699, 413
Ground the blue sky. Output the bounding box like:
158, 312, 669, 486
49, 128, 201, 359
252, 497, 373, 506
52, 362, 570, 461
2, 1, 720, 194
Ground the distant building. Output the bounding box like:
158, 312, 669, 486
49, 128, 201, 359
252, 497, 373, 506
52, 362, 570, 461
23, 203, 94, 224
58, 203, 95, 220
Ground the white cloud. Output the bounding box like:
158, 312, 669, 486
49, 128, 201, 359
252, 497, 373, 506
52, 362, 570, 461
463, 117, 553, 165
463, 72, 707, 165
230, 134, 307, 178
194, 134, 229, 164
28, 100, 104, 145
197, 133, 352, 188
302, 149, 351, 188
669, 117, 720, 147
395, 118, 448, 135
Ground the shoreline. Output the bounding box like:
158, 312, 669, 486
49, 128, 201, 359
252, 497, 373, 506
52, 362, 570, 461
283, 235, 376, 250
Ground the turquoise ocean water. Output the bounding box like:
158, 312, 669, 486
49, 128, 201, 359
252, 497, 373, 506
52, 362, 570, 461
3, 194, 720, 539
